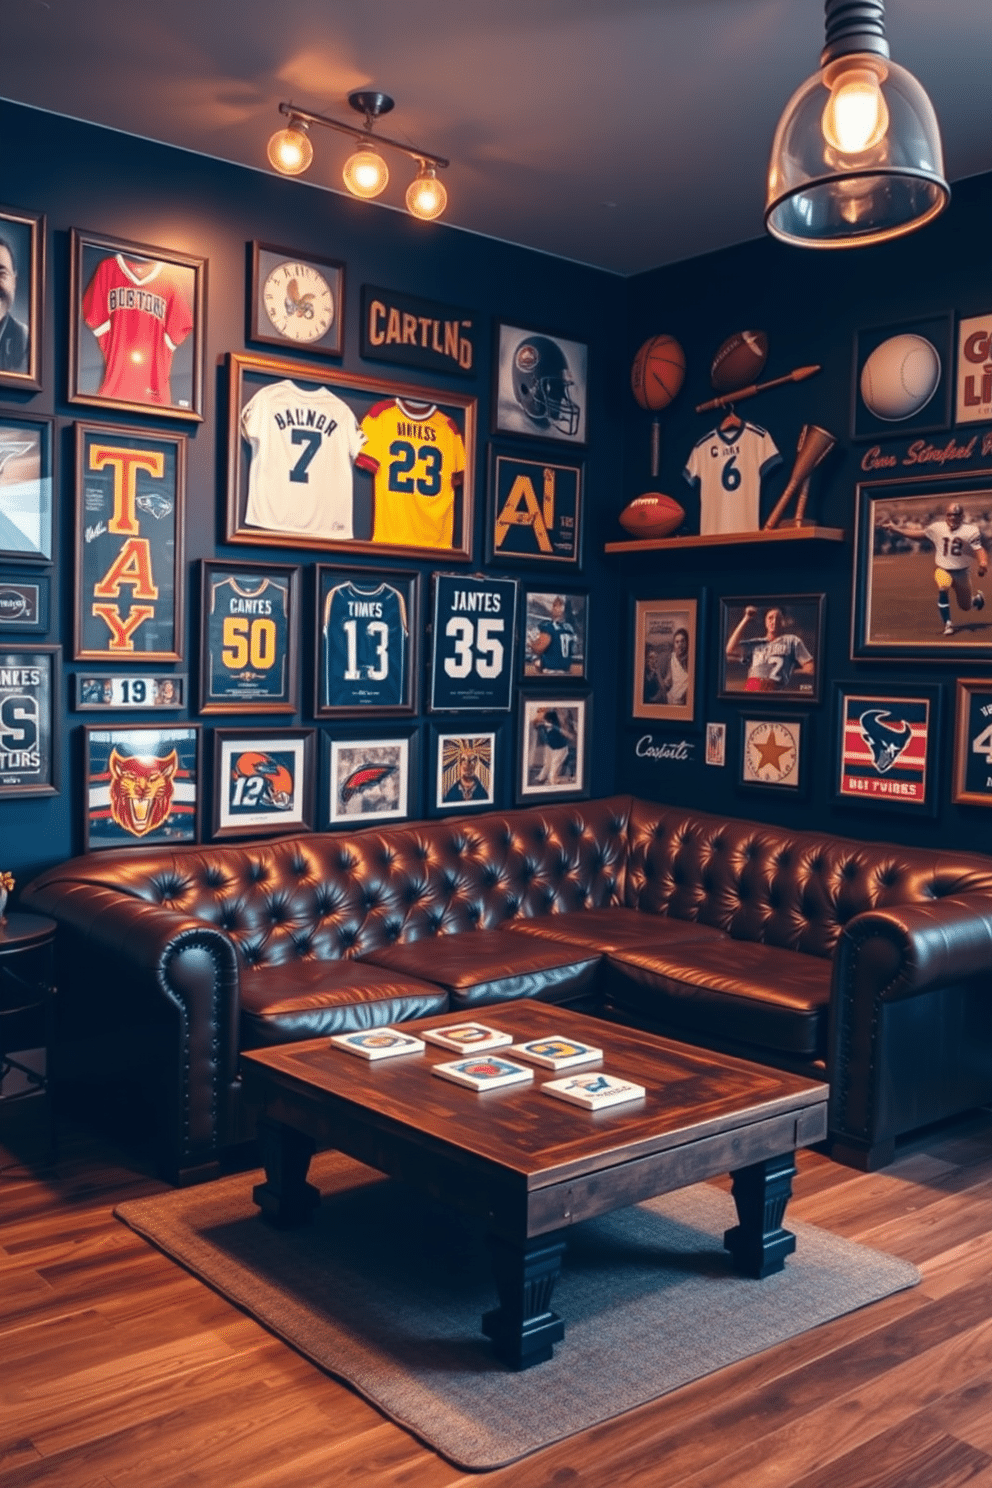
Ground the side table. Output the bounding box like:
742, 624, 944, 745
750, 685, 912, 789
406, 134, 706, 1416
0, 911, 58, 1160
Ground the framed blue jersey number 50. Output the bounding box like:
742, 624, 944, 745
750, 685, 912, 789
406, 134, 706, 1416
430, 573, 518, 711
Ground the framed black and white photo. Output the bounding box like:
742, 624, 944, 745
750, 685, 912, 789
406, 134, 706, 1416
74, 673, 186, 711
521, 588, 588, 680
199, 559, 299, 714
739, 714, 807, 794
719, 594, 824, 702
0, 414, 53, 563
631, 597, 699, 723
0, 644, 59, 798
517, 692, 591, 802
834, 683, 939, 814
430, 572, 517, 711
0, 570, 50, 633
249, 243, 344, 358
69, 228, 205, 422
487, 446, 583, 565
84, 723, 200, 849
212, 728, 314, 839
952, 679, 992, 807
431, 726, 500, 814
0, 204, 44, 392
315, 565, 419, 717
322, 728, 418, 828
494, 323, 588, 445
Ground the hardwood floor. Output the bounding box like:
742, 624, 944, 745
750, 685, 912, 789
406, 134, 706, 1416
3, 1099, 992, 1487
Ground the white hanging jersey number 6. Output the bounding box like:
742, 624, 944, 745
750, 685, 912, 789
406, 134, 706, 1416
443, 616, 505, 678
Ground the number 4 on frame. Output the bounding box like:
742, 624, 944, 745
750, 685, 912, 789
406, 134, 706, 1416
430, 573, 518, 712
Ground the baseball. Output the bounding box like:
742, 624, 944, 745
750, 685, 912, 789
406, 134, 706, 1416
860, 334, 941, 421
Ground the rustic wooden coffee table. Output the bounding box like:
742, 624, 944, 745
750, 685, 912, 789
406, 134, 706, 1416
241, 1002, 828, 1369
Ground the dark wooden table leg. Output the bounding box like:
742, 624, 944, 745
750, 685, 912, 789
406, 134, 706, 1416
252, 1118, 320, 1228
481, 1233, 567, 1369
724, 1151, 797, 1278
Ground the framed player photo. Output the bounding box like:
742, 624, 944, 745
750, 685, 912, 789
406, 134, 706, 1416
494, 324, 588, 446
84, 723, 201, 849
0, 570, 50, 633
0, 413, 53, 563
225, 351, 476, 561
198, 559, 299, 714
952, 679, 992, 807
517, 692, 591, 803
322, 728, 419, 829
429, 572, 518, 712
718, 593, 824, 703
739, 714, 807, 796
68, 229, 205, 422
833, 683, 940, 814
852, 474, 992, 659
852, 316, 952, 442
74, 423, 185, 663
249, 243, 344, 359
212, 728, 314, 839
522, 588, 588, 680
315, 565, 419, 717
74, 674, 186, 711
0, 645, 60, 798
631, 596, 699, 723
705, 721, 727, 767
430, 725, 501, 815
486, 446, 584, 565
0, 204, 45, 393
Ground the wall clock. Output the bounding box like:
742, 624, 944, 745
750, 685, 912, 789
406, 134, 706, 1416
249, 242, 345, 358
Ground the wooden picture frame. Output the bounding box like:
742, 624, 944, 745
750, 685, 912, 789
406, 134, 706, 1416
212, 728, 314, 839
517, 692, 591, 803
0, 204, 45, 392
0, 643, 59, 797
198, 558, 299, 714
315, 565, 419, 718
631, 596, 699, 723
430, 572, 517, 712
852, 315, 952, 441
719, 593, 824, 703
0, 413, 53, 562
321, 727, 419, 829
486, 445, 584, 565
494, 323, 588, 446
0, 569, 50, 633
226, 351, 476, 560
84, 722, 201, 849
430, 724, 501, 815
834, 683, 940, 814
69, 228, 205, 422
74, 673, 186, 711
249, 242, 344, 359
521, 587, 588, 680
74, 422, 185, 662
739, 713, 807, 795
952, 679, 992, 806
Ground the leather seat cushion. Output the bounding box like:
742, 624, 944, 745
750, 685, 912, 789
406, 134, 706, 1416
605, 939, 831, 1058
360, 928, 601, 1009
500, 907, 729, 954
239, 959, 448, 1048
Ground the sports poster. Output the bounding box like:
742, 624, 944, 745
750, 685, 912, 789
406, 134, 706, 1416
213, 730, 313, 838
324, 732, 416, 827
433, 729, 497, 812
84, 724, 200, 849
429, 574, 517, 712
316, 565, 418, 716
953, 680, 992, 806
522, 590, 588, 679
494, 324, 588, 445
199, 559, 298, 713
0, 414, 53, 562
0, 645, 59, 798
835, 688, 936, 811
487, 449, 583, 564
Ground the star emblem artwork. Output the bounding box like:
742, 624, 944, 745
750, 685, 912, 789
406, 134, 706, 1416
743, 719, 800, 787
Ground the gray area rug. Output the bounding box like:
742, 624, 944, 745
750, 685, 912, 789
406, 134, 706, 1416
116, 1153, 919, 1470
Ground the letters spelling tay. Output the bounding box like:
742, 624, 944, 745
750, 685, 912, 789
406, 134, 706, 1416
87, 444, 166, 651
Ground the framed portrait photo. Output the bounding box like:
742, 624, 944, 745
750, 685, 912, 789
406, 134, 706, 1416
199, 559, 299, 714
315, 565, 419, 717
494, 323, 588, 445
226, 351, 476, 561
834, 684, 940, 814
952, 679, 992, 807
249, 243, 344, 358
84, 723, 201, 849
212, 728, 314, 839
486, 445, 583, 565
522, 588, 588, 680
322, 728, 418, 829
74, 673, 186, 711
0, 414, 53, 563
431, 725, 501, 815
69, 228, 205, 422
705, 721, 727, 767
631, 597, 699, 723
719, 594, 824, 703
0, 204, 44, 392
74, 422, 185, 662
852, 475, 992, 659
0, 644, 60, 798
430, 573, 517, 712
517, 692, 591, 803
852, 316, 952, 441
739, 714, 807, 795
0, 569, 50, 633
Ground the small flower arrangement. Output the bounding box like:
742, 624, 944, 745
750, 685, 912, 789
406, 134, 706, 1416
0, 870, 13, 920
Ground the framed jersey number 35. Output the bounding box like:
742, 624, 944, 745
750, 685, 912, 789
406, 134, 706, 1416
430, 573, 518, 712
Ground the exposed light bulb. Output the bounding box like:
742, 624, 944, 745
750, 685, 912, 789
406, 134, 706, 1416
822, 64, 889, 154
267, 121, 313, 176
405, 167, 447, 221
343, 147, 389, 199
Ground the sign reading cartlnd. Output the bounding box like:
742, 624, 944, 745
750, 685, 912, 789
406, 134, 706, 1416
361, 286, 477, 376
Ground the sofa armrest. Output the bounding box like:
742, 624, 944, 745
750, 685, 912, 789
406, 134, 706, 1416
835, 894, 992, 1004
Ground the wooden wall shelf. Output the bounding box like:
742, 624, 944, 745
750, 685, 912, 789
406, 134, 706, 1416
604, 525, 845, 554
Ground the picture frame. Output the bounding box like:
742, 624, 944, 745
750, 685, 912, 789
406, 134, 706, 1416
631, 596, 699, 723
0, 644, 60, 798
739, 713, 807, 795
494, 323, 588, 445
719, 593, 824, 703
322, 728, 419, 829
249, 242, 344, 359
0, 569, 50, 633
834, 683, 940, 813
226, 351, 476, 560
521, 587, 588, 680
199, 558, 299, 714
315, 565, 419, 717
0, 413, 53, 562
430, 724, 501, 815
74, 422, 185, 662
954, 312, 992, 425
517, 692, 591, 802
852, 315, 952, 441
84, 722, 201, 849
0, 204, 45, 392
952, 679, 992, 807
69, 228, 205, 422
486, 445, 584, 565
74, 673, 186, 711
705, 721, 727, 767
212, 728, 314, 839
430, 572, 518, 712
852, 474, 992, 658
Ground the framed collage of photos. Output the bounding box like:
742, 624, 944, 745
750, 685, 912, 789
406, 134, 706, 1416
322, 729, 419, 829
834, 684, 940, 814
521, 588, 588, 680
75, 674, 186, 711
199, 558, 299, 714
719, 594, 824, 703
0, 204, 45, 393
631, 597, 699, 723
249, 243, 344, 358
212, 728, 314, 839
315, 565, 419, 717
430, 724, 503, 816
0, 644, 60, 798
0, 413, 53, 563
517, 692, 590, 803
486, 445, 583, 565
494, 324, 588, 446
84, 723, 201, 849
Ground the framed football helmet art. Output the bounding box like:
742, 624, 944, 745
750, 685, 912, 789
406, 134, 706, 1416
494, 323, 588, 445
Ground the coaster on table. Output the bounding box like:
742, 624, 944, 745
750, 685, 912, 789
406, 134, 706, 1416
421, 1023, 514, 1053
329, 1029, 426, 1060
542, 1071, 646, 1109
432, 1056, 534, 1091
508, 1036, 603, 1070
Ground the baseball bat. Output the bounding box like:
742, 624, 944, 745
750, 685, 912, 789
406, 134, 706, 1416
763, 424, 836, 530
650, 416, 660, 479
694, 364, 821, 414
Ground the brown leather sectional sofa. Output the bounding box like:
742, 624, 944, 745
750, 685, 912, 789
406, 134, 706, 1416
23, 795, 992, 1183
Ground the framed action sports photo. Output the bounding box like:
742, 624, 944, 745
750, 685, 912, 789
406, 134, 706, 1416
0, 204, 45, 392
315, 565, 419, 717
430, 572, 517, 711
249, 243, 344, 359
199, 559, 299, 714
852, 474, 992, 659
322, 728, 419, 829
739, 714, 807, 795
69, 228, 205, 422
631, 596, 699, 723
834, 683, 940, 814
430, 725, 501, 815
0, 413, 53, 563
494, 324, 588, 446
212, 728, 314, 839
0, 644, 60, 798
851, 316, 952, 441
719, 593, 824, 703
952, 679, 992, 807
486, 445, 584, 565
0, 569, 50, 633
84, 723, 201, 849
226, 351, 476, 561
74, 422, 185, 662
517, 692, 591, 803
521, 588, 588, 680
74, 673, 186, 711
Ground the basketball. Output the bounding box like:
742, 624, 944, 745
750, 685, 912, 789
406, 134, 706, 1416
619, 492, 685, 539
631, 335, 686, 411
860, 334, 941, 421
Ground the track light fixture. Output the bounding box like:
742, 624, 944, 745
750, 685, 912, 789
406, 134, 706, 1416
766, 0, 949, 248
266, 92, 450, 221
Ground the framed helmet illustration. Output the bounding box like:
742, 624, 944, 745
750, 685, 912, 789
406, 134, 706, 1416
494, 322, 588, 445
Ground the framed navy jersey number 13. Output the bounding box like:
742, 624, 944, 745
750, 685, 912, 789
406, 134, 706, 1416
316, 565, 419, 716
430, 573, 518, 712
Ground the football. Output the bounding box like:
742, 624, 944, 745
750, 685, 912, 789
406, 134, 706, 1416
860, 333, 941, 421
710, 329, 768, 393
619, 492, 685, 539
